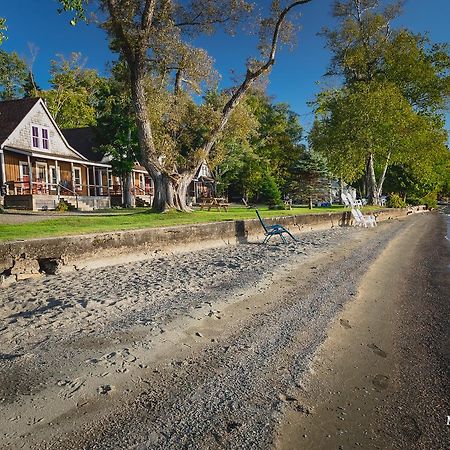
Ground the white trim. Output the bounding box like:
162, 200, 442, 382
19, 161, 30, 180
2, 146, 111, 168
49, 165, 60, 191
73, 166, 82, 190
35, 161, 48, 184
30, 123, 51, 151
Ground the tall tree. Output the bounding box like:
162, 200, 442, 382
95, 62, 140, 207
0, 50, 28, 100
289, 149, 329, 209
58, 0, 313, 212
312, 0, 449, 204
40, 53, 102, 128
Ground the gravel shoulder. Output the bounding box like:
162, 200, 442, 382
0, 213, 446, 449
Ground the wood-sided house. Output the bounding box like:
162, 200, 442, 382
61, 127, 155, 207
0, 98, 112, 211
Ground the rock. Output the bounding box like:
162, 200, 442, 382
195, 332, 203, 338
97, 385, 113, 395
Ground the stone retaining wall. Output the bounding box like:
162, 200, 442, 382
0, 208, 413, 285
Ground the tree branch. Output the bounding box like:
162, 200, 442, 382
198, 0, 313, 165
141, 0, 157, 31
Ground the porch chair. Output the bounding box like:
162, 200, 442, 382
255, 210, 298, 244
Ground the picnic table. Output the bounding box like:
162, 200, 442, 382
199, 197, 229, 212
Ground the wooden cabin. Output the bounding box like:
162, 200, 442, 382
0, 98, 112, 211
62, 127, 154, 207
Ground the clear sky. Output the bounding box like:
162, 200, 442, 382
2, 0, 449, 135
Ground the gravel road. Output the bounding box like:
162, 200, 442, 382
0, 213, 447, 449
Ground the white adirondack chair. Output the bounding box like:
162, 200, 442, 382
351, 207, 377, 227
341, 192, 351, 207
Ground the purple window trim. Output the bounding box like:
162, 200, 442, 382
32, 126, 39, 148
42, 128, 49, 150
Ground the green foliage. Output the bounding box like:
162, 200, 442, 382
217, 91, 304, 201
94, 61, 140, 178
0, 50, 28, 100
259, 173, 282, 206
40, 53, 102, 128
55, 201, 69, 212
288, 149, 330, 204
0, 18, 7, 45
57, 0, 87, 25
312, 1, 449, 203
419, 192, 438, 209
387, 193, 407, 209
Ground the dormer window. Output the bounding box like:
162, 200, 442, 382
31, 125, 50, 150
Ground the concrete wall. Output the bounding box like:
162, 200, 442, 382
0, 208, 412, 285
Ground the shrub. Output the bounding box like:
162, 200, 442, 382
259, 174, 282, 206
419, 192, 437, 209
55, 201, 69, 212
387, 193, 407, 208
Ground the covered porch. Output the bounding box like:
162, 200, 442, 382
1, 148, 113, 211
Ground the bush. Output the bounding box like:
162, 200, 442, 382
259, 175, 282, 206
55, 201, 69, 212
419, 192, 437, 209
387, 193, 407, 208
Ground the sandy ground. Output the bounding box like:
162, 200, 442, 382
0, 213, 448, 449
277, 212, 449, 450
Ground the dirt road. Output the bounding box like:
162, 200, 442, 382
0, 213, 448, 449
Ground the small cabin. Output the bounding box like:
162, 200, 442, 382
0, 98, 112, 211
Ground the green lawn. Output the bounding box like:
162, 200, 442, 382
0, 205, 380, 242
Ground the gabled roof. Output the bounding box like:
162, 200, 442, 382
0, 97, 40, 146
62, 127, 105, 162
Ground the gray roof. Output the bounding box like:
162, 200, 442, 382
0, 97, 40, 146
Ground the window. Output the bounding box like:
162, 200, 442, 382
73, 167, 82, 190
36, 163, 48, 183
42, 128, 49, 150
49, 166, 59, 188
31, 125, 50, 150
32, 126, 39, 148
19, 161, 30, 180
139, 173, 145, 190
200, 164, 209, 177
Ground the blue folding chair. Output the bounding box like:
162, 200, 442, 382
255, 210, 298, 244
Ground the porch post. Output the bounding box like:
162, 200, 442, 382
92, 166, 97, 196
106, 168, 111, 197
55, 160, 61, 198
27, 155, 33, 194
0, 151, 6, 189
86, 165, 90, 196
70, 162, 75, 192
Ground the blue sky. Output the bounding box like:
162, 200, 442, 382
2, 0, 449, 134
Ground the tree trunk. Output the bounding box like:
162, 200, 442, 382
377, 151, 391, 199
148, 170, 194, 212
309, 196, 313, 209
122, 173, 135, 208
365, 153, 379, 205
339, 178, 344, 204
